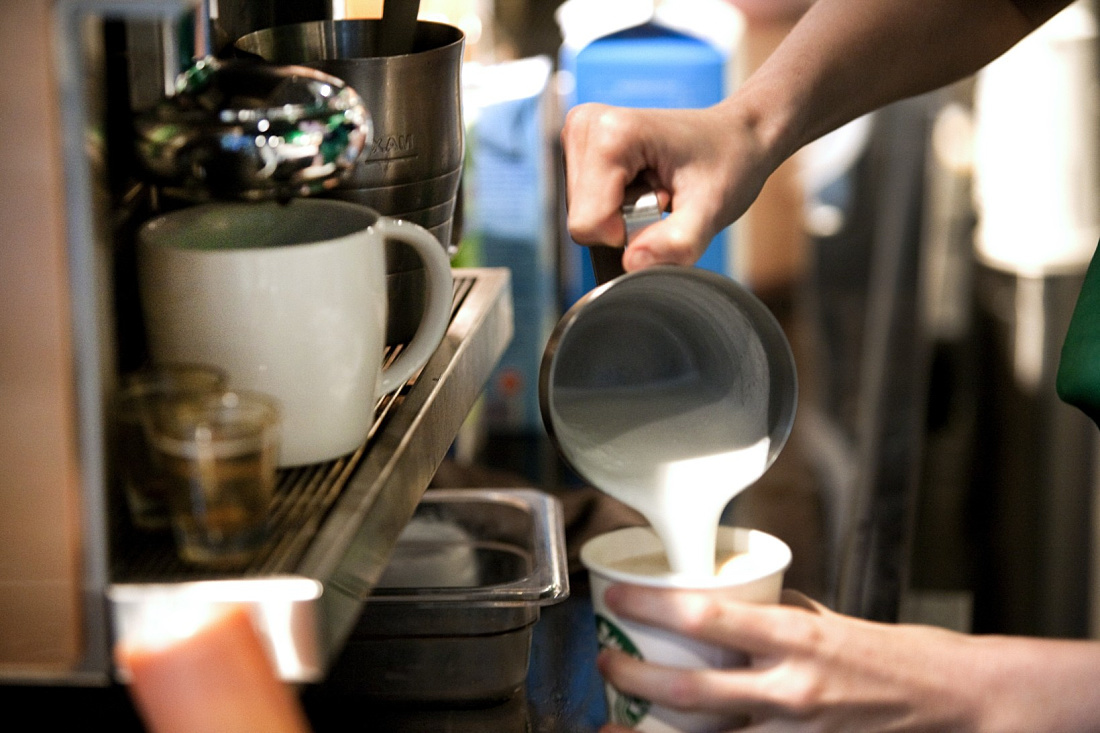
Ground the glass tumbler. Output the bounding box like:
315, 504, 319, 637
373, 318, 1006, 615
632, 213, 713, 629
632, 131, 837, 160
111, 364, 228, 531
151, 390, 281, 568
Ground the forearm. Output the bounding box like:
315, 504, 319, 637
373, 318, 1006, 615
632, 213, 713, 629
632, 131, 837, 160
597, 587, 1100, 732
558, 0, 1074, 264
725, 0, 1071, 165
972, 635, 1100, 732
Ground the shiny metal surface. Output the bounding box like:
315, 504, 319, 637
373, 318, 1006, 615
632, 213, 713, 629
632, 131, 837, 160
539, 266, 798, 501
106, 268, 514, 682
234, 20, 464, 195
235, 20, 465, 252
323, 170, 462, 220
366, 489, 569, 607
325, 488, 569, 703
587, 182, 663, 285
134, 57, 371, 201
621, 185, 662, 238
326, 183, 458, 262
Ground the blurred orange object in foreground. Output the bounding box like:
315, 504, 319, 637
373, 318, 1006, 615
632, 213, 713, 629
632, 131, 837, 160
116, 605, 312, 733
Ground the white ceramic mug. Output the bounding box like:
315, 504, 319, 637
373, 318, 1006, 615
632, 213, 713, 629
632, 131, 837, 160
137, 198, 453, 467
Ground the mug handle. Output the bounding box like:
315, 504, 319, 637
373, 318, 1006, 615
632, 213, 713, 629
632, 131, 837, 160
373, 217, 454, 394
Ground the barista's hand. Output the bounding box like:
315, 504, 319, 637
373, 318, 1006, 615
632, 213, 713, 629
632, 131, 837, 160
560, 101, 779, 271
596, 586, 1100, 732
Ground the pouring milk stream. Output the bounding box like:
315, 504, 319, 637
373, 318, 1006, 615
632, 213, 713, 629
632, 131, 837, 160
541, 189, 796, 579
551, 382, 772, 577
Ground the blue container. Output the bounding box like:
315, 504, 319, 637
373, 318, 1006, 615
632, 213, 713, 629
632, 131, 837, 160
463, 60, 557, 434
567, 22, 732, 302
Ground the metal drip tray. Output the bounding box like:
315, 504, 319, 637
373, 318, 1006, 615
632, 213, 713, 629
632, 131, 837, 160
323, 488, 570, 703
109, 268, 513, 682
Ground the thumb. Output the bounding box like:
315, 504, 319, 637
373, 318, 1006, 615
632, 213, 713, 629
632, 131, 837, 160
623, 207, 718, 270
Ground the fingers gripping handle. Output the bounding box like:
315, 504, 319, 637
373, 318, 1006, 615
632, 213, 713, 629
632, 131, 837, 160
587, 183, 662, 286
622, 186, 662, 236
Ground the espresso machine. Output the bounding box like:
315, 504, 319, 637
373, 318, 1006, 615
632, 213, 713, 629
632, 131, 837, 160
0, 0, 539, 689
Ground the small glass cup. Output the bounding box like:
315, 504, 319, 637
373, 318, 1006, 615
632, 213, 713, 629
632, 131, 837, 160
112, 364, 228, 531
150, 390, 281, 569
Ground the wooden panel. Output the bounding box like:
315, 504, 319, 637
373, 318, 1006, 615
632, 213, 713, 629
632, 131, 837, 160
0, 0, 85, 672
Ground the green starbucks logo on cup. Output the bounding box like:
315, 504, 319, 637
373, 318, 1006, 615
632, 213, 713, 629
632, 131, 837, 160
595, 614, 650, 726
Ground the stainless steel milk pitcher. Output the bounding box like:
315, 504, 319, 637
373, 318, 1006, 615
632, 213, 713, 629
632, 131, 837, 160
540, 189, 798, 499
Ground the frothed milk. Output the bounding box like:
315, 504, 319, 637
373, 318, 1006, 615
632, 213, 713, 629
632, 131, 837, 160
608, 548, 756, 579
551, 381, 770, 578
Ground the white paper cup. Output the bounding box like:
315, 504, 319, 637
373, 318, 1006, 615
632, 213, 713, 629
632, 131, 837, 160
580, 526, 792, 732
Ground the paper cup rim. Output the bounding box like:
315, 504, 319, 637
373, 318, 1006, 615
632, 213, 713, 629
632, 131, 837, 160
579, 525, 792, 589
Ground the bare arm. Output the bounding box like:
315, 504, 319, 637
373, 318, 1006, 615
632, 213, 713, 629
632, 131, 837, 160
562, 0, 1073, 269
743, 0, 1068, 161
597, 587, 1100, 731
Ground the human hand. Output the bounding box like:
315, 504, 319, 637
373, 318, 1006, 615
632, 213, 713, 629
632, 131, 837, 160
560, 101, 779, 272
723, 0, 814, 25
594, 585, 997, 732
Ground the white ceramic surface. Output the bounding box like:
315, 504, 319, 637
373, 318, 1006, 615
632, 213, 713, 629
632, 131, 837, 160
137, 199, 453, 467
581, 526, 791, 733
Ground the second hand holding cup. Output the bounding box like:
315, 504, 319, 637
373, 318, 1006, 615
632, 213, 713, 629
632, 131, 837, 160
581, 525, 792, 732
152, 390, 281, 569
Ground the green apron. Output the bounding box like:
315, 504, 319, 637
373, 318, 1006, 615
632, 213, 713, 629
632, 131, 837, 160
1057, 242, 1100, 425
